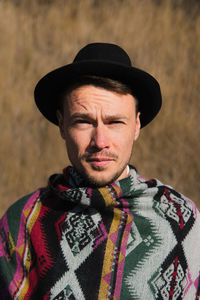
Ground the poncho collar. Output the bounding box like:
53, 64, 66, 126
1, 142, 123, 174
48, 165, 146, 209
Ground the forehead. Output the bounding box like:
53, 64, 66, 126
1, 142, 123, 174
64, 85, 136, 114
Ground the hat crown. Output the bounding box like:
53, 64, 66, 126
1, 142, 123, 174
35, 42, 162, 128
73, 43, 132, 66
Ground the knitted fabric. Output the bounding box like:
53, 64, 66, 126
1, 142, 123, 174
0, 166, 200, 299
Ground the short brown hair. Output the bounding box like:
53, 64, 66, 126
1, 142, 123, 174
58, 75, 138, 113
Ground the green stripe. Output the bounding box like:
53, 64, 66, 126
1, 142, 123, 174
6, 192, 35, 245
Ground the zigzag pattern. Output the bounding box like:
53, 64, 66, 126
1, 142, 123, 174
0, 166, 200, 299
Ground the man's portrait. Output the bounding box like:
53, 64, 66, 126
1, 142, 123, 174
0, 1, 200, 299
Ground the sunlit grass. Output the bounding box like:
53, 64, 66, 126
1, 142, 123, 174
1, 0, 200, 215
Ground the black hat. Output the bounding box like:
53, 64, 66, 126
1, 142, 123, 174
34, 43, 162, 127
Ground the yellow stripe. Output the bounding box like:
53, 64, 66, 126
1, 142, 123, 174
99, 185, 121, 207
98, 208, 122, 300
18, 200, 42, 299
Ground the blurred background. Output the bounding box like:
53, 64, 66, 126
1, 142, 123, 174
0, 0, 200, 216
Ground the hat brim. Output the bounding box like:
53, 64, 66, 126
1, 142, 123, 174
34, 60, 162, 128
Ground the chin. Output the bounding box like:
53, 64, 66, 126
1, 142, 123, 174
81, 168, 125, 187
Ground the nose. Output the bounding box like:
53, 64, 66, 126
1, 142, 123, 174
90, 124, 110, 150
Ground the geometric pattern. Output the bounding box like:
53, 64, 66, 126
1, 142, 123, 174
50, 207, 107, 299
121, 211, 164, 299
150, 255, 187, 299
1, 166, 200, 300
57, 211, 100, 256
52, 284, 75, 300
153, 187, 194, 233
119, 182, 197, 300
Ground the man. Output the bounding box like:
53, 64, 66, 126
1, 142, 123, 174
0, 43, 200, 299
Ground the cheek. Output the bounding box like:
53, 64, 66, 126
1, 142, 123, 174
118, 130, 135, 157
65, 130, 89, 155
115, 127, 135, 145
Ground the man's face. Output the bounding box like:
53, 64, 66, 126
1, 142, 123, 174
57, 85, 140, 186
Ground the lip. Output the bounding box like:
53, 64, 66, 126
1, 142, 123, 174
87, 157, 114, 167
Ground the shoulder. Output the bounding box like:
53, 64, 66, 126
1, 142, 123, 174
0, 189, 45, 238
135, 172, 200, 251
146, 176, 200, 226
0, 189, 49, 263
150, 178, 198, 212
2, 190, 41, 220
133, 169, 200, 222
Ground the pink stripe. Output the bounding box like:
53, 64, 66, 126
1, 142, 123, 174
9, 190, 41, 295
0, 214, 10, 258
16, 191, 40, 248
94, 220, 108, 249
183, 268, 193, 297
87, 187, 93, 198
119, 197, 130, 207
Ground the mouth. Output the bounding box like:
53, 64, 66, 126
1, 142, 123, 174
86, 157, 114, 168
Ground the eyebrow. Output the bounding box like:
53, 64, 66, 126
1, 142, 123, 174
70, 113, 129, 121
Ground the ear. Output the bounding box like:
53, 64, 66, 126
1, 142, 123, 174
56, 110, 65, 139
134, 112, 141, 141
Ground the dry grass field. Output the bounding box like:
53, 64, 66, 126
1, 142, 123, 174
0, 0, 200, 216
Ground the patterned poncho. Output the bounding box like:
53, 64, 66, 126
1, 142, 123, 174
0, 166, 200, 300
